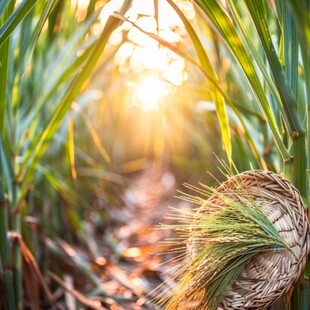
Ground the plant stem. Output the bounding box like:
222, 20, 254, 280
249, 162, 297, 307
290, 136, 307, 197
0, 188, 15, 309
0, 1, 19, 307
278, 1, 309, 309
11, 169, 22, 309
13, 212, 22, 309
307, 100, 310, 221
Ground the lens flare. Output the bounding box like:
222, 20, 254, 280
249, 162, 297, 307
133, 77, 174, 111
110, 0, 194, 110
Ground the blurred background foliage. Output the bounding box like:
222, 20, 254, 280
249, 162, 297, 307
0, 0, 309, 309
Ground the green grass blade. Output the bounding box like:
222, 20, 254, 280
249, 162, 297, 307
72, 103, 111, 163
0, 0, 40, 47
43, 44, 96, 100
167, 0, 231, 162
37, 165, 90, 209
287, 0, 310, 49
68, 112, 77, 180
19, 0, 59, 58
0, 187, 8, 268
0, 185, 16, 309
226, 0, 290, 131
278, 0, 299, 97
195, 0, 292, 162
276, 0, 307, 196
17, 1, 132, 201
0, 0, 9, 17
0, 132, 13, 205
23, 38, 96, 132
244, 0, 304, 137
0, 196, 15, 309
47, 0, 63, 41
0, 0, 15, 135
86, 0, 96, 20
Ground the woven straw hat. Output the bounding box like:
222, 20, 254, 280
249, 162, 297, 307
203, 170, 310, 310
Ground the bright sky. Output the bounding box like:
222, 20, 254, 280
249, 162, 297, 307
72, 0, 194, 111
108, 0, 194, 111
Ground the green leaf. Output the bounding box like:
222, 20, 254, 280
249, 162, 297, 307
17, 1, 132, 201
0, 0, 15, 135
22, 27, 97, 133
195, 0, 293, 162
72, 103, 111, 163
36, 165, 89, 209
0, 135, 13, 204
0, 0, 9, 17
244, 0, 305, 137
287, 0, 310, 50
226, 0, 290, 131
20, 0, 60, 58
167, 0, 232, 162
68, 112, 77, 180
0, 0, 41, 48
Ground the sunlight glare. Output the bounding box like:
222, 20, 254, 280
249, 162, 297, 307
110, 0, 195, 110
133, 77, 174, 111
99, 0, 125, 26
72, 0, 90, 10
71, 0, 90, 21
164, 59, 187, 86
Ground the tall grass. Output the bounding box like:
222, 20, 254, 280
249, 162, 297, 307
194, 0, 309, 308
130, 0, 309, 308
1, 0, 308, 308
0, 0, 131, 308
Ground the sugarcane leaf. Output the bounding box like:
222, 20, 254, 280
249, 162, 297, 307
194, 0, 292, 162
0, 0, 8, 17
287, 0, 310, 50
226, 0, 290, 130
243, 0, 305, 137
36, 165, 89, 209
0, 0, 15, 135
167, 0, 231, 162
17, 1, 132, 201
68, 112, 77, 180
19, 0, 59, 59
0, 136, 13, 204
0, 0, 40, 48
72, 103, 111, 163
22, 34, 96, 135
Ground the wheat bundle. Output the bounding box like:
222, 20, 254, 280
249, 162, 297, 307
160, 170, 310, 310
212, 171, 309, 309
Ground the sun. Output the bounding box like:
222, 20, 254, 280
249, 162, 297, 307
133, 76, 174, 111
111, 0, 193, 111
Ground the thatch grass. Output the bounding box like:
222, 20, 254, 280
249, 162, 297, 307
156, 170, 309, 309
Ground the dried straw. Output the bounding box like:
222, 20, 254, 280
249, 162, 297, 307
209, 170, 310, 309
157, 170, 309, 310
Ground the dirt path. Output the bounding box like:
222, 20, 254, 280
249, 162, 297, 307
99, 166, 188, 309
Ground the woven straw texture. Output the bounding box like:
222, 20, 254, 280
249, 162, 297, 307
206, 170, 310, 310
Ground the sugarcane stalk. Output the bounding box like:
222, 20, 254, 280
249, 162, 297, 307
0, 187, 15, 309
12, 212, 22, 310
